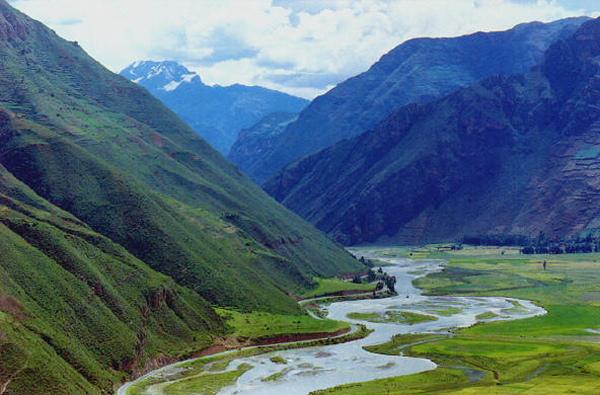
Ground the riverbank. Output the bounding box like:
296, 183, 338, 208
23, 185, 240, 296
119, 324, 372, 395
117, 250, 546, 394
113, 307, 352, 391
315, 247, 600, 394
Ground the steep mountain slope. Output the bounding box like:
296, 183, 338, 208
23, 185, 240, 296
228, 112, 299, 176
265, 17, 600, 245
234, 17, 587, 183
120, 61, 308, 154
0, 156, 223, 394
0, 2, 360, 393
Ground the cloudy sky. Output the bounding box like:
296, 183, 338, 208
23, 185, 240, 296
7, 0, 600, 98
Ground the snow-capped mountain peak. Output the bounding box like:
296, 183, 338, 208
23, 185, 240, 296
121, 60, 203, 91
119, 59, 309, 155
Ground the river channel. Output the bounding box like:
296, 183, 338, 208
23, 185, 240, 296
118, 248, 546, 395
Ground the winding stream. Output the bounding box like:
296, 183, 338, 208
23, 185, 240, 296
118, 248, 546, 395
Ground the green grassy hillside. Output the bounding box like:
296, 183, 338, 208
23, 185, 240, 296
0, 1, 361, 393
0, 112, 304, 313
0, 164, 223, 394
0, 0, 361, 309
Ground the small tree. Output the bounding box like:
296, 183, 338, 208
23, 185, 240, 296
521, 246, 535, 254
384, 276, 397, 293
549, 245, 563, 254
367, 269, 377, 283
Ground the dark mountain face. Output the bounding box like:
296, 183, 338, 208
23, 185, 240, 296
264, 17, 600, 246
0, 2, 359, 393
231, 17, 587, 183
228, 111, 299, 179
121, 61, 308, 154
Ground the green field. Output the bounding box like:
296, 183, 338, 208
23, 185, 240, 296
300, 277, 375, 298
314, 248, 600, 394
475, 311, 499, 320
126, 359, 251, 395
161, 363, 252, 395
216, 309, 349, 340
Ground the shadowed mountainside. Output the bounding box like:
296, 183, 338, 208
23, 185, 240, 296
228, 111, 299, 177
232, 17, 587, 183
265, 17, 600, 246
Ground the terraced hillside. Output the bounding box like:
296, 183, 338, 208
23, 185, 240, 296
0, 1, 360, 393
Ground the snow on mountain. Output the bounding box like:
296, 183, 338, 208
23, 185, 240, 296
122, 60, 203, 92
120, 60, 309, 154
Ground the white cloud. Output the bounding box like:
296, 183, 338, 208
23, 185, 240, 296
7, 0, 598, 98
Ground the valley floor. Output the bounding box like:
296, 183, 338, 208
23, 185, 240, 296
314, 246, 600, 394
119, 248, 572, 394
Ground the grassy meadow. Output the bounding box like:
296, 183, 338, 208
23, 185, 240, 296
215, 309, 349, 339
300, 277, 375, 298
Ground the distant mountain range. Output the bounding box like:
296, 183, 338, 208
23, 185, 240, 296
230, 17, 588, 183
265, 17, 600, 245
120, 61, 308, 154
0, 2, 359, 393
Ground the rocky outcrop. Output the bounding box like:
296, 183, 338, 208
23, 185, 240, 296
0, 1, 29, 42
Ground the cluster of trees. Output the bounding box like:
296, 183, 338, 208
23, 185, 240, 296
518, 231, 600, 255
358, 256, 375, 268
521, 243, 595, 255
462, 231, 600, 255
462, 234, 532, 247
363, 268, 397, 293
348, 255, 398, 293
383, 273, 397, 293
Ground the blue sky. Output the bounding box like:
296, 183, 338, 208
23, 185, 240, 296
8, 0, 600, 98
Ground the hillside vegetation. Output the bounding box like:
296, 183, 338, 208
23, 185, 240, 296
0, 162, 222, 394
0, 1, 360, 393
